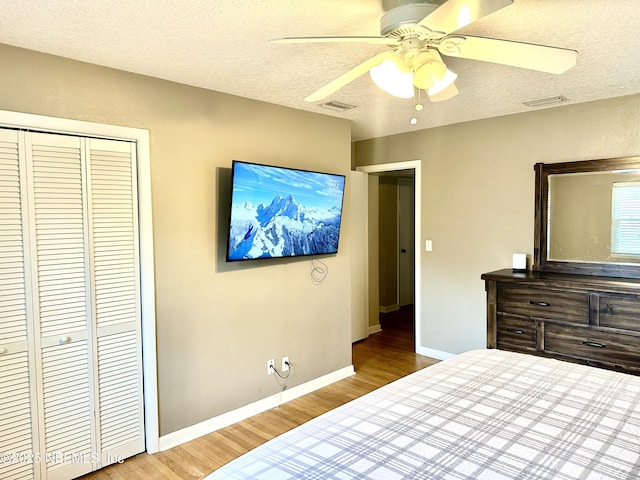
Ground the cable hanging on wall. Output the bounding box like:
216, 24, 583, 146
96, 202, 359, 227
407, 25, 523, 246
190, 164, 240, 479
271, 360, 291, 406
310, 256, 328, 284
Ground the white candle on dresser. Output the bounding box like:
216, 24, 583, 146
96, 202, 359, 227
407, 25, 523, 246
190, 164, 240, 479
512, 253, 527, 271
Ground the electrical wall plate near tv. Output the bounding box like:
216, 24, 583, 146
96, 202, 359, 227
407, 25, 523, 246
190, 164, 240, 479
226, 160, 346, 262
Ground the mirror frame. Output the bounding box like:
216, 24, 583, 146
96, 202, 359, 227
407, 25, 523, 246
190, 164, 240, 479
534, 155, 640, 279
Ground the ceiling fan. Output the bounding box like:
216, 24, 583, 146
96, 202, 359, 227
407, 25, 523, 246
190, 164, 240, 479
270, 0, 578, 104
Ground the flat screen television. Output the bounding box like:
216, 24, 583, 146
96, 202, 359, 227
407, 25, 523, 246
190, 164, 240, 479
226, 160, 346, 262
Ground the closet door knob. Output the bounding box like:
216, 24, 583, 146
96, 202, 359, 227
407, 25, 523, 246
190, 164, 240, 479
0, 347, 8, 355
59, 336, 72, 345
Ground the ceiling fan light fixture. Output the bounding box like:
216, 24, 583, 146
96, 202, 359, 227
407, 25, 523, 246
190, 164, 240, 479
413, 51, 446, 90
275, 0, 577, 107
369, 59, 415, 98
428, 68, 457, 96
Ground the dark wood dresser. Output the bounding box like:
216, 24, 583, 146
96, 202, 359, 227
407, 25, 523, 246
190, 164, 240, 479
482, 269, 640, 374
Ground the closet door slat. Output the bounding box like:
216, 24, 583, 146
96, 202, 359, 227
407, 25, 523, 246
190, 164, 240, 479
0, 351, 35, 480
0, 128, 36, 480
31, 134, 88, 337
29, 132, 93, 480
41, 342, 92, 453
0, 130, 29, 346
89, 140, 145, 464
90, 143, 140, 328
97, 331, 143, 452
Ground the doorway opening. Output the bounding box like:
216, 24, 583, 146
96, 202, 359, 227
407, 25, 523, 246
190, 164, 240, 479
357, 160, 421, 354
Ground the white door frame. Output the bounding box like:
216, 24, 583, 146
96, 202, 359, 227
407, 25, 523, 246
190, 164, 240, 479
356, 160, 421, 353
0, 110, 160, 453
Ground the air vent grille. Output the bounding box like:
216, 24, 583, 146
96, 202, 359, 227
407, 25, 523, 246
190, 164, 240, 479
523, 95, 569, 108
320, 101, 357, 112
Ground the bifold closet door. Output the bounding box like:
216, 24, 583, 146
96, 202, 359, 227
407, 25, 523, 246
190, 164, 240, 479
0, 128, 38, 480
87, 138, 145, 467
28, 132, 95, 480
0, 129, 145, 480
27, 133, 145, 480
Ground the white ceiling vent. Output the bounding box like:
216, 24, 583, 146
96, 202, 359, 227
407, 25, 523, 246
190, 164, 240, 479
320, 101, 357, 112
523, 95, 569, 108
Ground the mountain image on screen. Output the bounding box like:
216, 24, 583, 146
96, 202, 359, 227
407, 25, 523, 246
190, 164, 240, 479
228, 193, 341, 260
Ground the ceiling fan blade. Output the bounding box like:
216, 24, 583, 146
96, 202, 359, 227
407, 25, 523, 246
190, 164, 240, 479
270, 36, 399, 46
439, 35, 578, 74
418, 0, 513, 35
305, 51, 395, 103
428, 82, 458, 102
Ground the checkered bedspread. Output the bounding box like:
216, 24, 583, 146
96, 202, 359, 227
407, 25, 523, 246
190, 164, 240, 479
205, 349, 640, 479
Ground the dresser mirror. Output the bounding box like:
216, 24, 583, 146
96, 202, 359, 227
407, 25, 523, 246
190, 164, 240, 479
534, 156, 640, 278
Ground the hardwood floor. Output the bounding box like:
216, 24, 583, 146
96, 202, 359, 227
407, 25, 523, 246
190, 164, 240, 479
80, 308, 437, 480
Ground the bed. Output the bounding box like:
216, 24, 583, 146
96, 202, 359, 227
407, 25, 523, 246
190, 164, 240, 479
205, 349, 640, 479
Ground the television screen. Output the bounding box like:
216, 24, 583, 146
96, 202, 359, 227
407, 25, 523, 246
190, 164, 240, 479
226, 161, 346, 261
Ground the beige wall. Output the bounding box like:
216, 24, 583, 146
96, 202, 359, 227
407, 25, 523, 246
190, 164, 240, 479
355, 94, 640, 354
0, 44, 353, 436
378, 177, 399, 309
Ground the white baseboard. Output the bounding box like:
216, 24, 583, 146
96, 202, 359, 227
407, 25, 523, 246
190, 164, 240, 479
158, 365, 355, 451
416, 345, 456, 361
368, 323, 382, 335
379, 304, 399, 314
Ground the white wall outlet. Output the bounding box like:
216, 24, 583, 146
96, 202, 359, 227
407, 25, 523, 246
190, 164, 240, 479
267, 359, 275, 375
282, 356, 289, 372
425, 240, 433, 252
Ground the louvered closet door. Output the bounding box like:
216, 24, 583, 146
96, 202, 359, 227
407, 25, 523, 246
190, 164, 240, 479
87, 138, 144, 466
26, 133, 145, 480
0, 128, 38, 480
27, 132, 94, 480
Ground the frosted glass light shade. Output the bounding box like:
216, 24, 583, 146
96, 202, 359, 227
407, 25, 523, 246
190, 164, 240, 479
428, 69, 458, 96
413, 51, 447, 90
369, 60, 414, 98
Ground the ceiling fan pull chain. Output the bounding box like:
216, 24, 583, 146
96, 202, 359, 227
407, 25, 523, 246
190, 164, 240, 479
414, 87, 424, 111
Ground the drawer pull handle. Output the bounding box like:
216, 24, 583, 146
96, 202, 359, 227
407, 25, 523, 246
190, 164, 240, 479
582, 341, 606, 349
507, 329, 525, 335
530, 300, 551, 307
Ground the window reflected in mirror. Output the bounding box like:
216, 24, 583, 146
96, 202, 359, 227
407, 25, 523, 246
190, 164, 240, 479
547, 170, 640, 264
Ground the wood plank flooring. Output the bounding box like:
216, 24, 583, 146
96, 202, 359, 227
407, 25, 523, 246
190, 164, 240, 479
80, 306, 437, 480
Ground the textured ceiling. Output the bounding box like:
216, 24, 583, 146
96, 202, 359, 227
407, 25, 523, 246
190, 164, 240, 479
1, 0, 639, 140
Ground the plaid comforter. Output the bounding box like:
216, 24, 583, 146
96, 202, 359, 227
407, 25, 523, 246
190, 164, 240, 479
205, 349, 640, 479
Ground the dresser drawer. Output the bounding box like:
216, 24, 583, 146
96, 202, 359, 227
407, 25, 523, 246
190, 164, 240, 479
544, 324, 640, 369
496, 315, 537, 352
497, 285, 588, 323
598, 294, 640, 332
